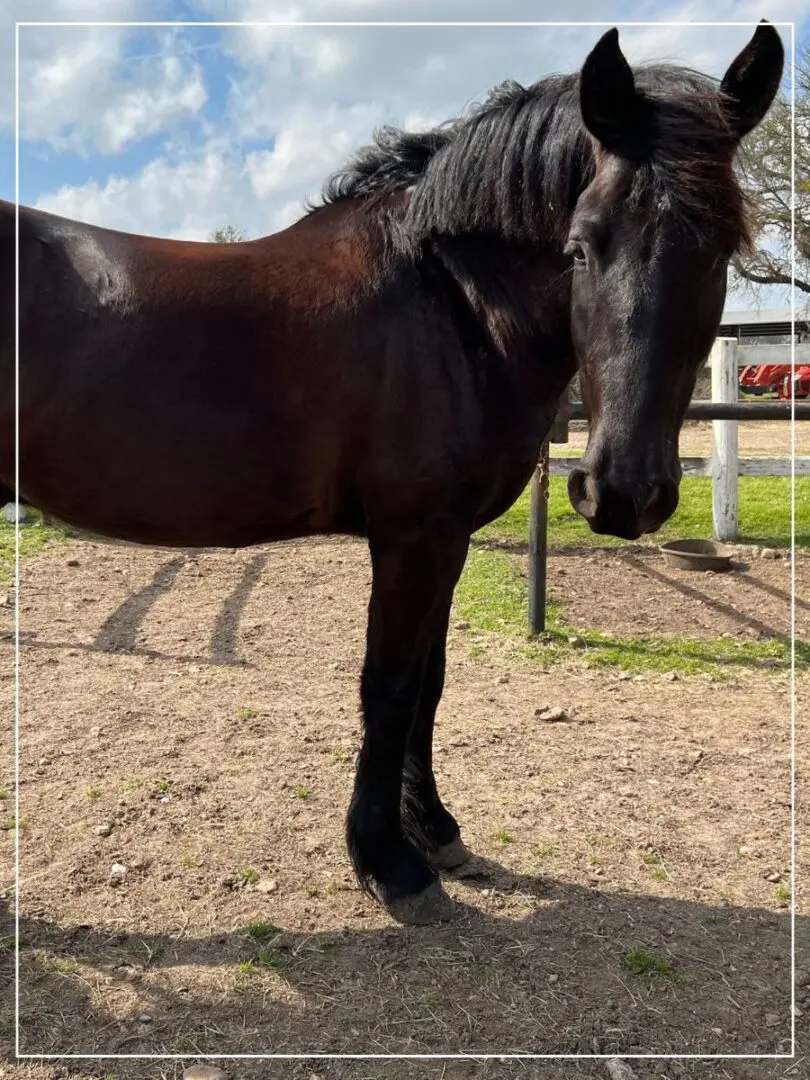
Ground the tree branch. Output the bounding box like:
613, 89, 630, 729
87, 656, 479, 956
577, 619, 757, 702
731, 254, 810, 294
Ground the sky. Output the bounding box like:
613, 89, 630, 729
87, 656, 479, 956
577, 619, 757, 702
2, 0, 808, 311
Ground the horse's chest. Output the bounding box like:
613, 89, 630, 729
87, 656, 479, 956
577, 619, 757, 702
471, 415, 556, 529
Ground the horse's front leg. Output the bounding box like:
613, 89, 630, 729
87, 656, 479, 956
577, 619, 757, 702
346, 524, 469, 924
401, 617, 471, 870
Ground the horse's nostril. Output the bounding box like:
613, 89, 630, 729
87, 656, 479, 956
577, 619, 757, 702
641, 484, 664, 516
639, 481, 679, 533
568, 468, 587, 503
567, 468, 597, 517
565, 466, 591, 511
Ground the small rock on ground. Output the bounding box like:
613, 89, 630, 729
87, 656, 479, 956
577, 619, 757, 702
605, 1060, 637, 1079
535, 706, 570, 723
183, 1067, 228, 1080
108, 862, 127, 886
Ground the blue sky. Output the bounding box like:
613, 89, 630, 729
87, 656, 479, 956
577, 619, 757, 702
2, 0, 807, 309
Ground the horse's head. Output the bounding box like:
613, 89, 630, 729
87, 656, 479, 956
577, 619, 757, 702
566, 23, 783, 540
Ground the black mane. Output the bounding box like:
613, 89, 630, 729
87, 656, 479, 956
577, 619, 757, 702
315, 65, 751, 255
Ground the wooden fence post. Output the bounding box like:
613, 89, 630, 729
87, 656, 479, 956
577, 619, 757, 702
710, 337, 739, 541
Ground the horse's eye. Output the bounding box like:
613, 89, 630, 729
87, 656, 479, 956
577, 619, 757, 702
567, 242, 587, 269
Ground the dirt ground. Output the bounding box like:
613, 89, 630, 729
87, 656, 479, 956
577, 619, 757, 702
559, 420, 807, 458
0, 534, 807, 1080
544, 545, 806, 644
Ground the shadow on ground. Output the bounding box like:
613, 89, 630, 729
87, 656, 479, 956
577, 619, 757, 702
2, 855, 801, 1071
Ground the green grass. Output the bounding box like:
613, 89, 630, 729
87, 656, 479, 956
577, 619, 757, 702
243, 922, 281, 942
0, 519, 67, 582
622, 947, 679, 981
141, 942, 164, 968
478, 476, 809, 551
257, 949, 286, 970
49, 957, 81, 975
455, 541, 548, 634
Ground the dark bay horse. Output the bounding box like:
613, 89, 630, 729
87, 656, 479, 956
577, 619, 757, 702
1, 25, 783, 923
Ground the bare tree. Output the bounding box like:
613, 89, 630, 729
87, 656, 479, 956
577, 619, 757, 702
207, 224, 248, 243
732, 45, 809, 299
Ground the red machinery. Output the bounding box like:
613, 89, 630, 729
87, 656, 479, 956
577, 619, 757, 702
739, 363, 810, 400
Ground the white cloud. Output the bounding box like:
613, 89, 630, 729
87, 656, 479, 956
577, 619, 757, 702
20, 31, 207, 155
3, 2, 206, 154
35, 139, 240, 237
244, 102, 385, 197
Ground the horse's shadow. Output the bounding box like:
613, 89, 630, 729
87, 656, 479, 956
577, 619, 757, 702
3, 856, 802, 1071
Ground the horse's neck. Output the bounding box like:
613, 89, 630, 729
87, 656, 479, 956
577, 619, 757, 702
427, 235, 575, 375
418, 234, 576, 464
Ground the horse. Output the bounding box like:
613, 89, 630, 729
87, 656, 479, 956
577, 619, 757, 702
0, 24, 783, 924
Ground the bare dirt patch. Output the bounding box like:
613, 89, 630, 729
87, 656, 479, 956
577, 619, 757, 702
547, 545, 806, 643
0, 536, 805, 1079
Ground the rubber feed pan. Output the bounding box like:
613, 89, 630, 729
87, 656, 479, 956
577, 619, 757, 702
659, 539, 735, 572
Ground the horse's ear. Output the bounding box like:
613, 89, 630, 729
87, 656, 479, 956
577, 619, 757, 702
720, 21, 784, 139
579, 27, 649, 153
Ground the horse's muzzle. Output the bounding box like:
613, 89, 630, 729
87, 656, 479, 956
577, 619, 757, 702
567, 467, 679, 541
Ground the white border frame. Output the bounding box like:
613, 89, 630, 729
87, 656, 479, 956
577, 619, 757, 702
12, 12, 799, 1067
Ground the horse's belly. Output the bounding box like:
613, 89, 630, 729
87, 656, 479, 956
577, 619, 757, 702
15, 410, 352, 548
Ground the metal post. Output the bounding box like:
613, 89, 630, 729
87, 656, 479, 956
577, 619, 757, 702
528, 440, 550, 634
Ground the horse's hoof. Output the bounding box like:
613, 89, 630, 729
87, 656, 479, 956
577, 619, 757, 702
385, 880, 456, 925
430, 837, 472, 870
